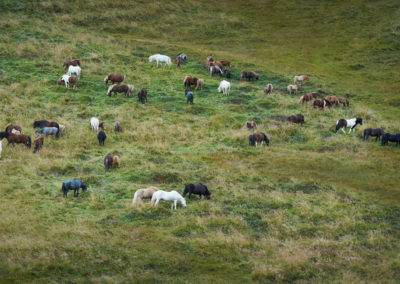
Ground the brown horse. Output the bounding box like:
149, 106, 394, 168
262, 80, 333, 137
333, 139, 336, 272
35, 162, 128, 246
249, 133, 269, 147
287, 114, 305, 125
338, 97, 349, 107
246, 121, 257, 129
99, 121, 106, 130
112, 156, 120, 168
313, 99, 331, 109
107, 84, 134, 97
5, 124, 22, 133
195, 79, 204, 91
63, 59, 80, 68
138, 88, 148, 104
219, 60, 232, 68
241, 71, 259, 81
184, 76, 198, 89
364, 128, 384, 141
132, 186, 160, 206
298, 92, 317, 104
175, 57, 181, 68
33, 137, 44, 153
104, 153, 113, 171
325, 96, 340, 107
1, 132, 31, 148
104, 74, 126, 85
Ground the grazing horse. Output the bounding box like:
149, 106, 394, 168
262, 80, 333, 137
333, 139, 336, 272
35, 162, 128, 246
336, 118, 363, 134
175, 57, 181, 68
249, 133, 269, 147
33, 137, 44, 153
224, 69, 231, 79
104, 153, 113, 171
298, 92, 317, 104
148, 54, 172, 67
33, 121, 60, 137
58, 74, 78, 89
35, 127, 59, 139
325, 96, 340, 107
184, 76, 198, 89
61, 179, 87, 197
287, 114, 305, 125
264, 83, 273, 95
67, 65, 81, 79
364, 128, 384, 141
137, 88, 148, 104
183, 184, 211, 199
90, 117, 100, 131
246, 121, 257, 129
104, 74, 126, 85
63, 59, 80, 68
195, 79, 204, 90
293, 75, 309, 85
5, 124, 22, 133
59, 124, 66, 136
11, 129, 21, 135
381, 133, 400, 146
220, 60, 232, 68
177, 53, 187, 63
218, 80, 231, 96
185, 90, 194, 104
132, 187, 159, 206
115, 121, 121, 132
287, 84, 302, 95
151, 190, 187, 210
338, 97, 349, 107
0, 132, 31, 148
107, 84, 134, 97
112, 155, 119, 168
97, 131, 106, 146
241, 71, 259, 81
313, 99, 331, 109
210, 66, 223, 76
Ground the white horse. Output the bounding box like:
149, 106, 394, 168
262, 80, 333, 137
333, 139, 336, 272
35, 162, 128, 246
149, 54, 172, 67
67, 65, 81, 79
151, 190, 187, 210
293, 75, 309, 85
90, 117, 99, 131
218, 80, 231, 96
0, 141, 2, 160
287, 84, 302, 95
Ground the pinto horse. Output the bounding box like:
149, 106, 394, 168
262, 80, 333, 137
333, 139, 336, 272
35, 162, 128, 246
61, 179, 87, 197
151, 190, 187, 210
5, 124, 22, 133
33, 137, 44, 153
363, 128, 384, 141
210, 66, 223, 76
298, 92, 317, 104
67, 65, 81, 79
313, 99, 331, 109
264, 84, 273, 95
184, 76, 198, 89
177, 53, 187, 63
58, 74, 78, 89
293, 75, 309, 85
249, 133, 269, 147
335, 118, 363, 134
132, 187, 159, 206
107, 84, 134, 97
104, 74, 126, 85
138, 88, 147, 104
0, 132, 31, 148
241, 71, 259, 81
183, 184, 211, 199
381, 133, 400, 146
63, 59, 80, 68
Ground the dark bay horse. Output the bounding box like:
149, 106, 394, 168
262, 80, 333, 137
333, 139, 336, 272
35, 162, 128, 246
104, 153, 113, 171
0, 132, 31, 148
97, 131, 106, 146
183, 183, 211, 199
104, 74, 126, 85
33, 137, 44, 153
240, 71, 259, 81
61, 179, 87, 197
363, 128, 384, 141
249, 133, 269, 147
287, 114, 305, 125
184, 76, 198, 89
137, 88, 148, 104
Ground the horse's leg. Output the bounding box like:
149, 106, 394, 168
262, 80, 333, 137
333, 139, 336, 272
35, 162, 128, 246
174, 200, 177, 210
188, 192, 191, 199
155, 198, 160, 206
255, 142, 258, 147
341, 128, 346, 134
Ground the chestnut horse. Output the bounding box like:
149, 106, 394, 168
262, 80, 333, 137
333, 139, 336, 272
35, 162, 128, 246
298, 92, 317, 104
63, 59, 80, 68
138, 88, 147, 104
184, 76, 198, 89
5, 124, 22, 133
219, 60, 232, 68
107, 84, 134, 97
325, 96, 340, 107
33, 137, 44, 153
104, 74, 126, 85
0, 132, 31, 148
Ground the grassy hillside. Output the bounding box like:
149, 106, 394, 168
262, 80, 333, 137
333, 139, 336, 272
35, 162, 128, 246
0, 0, 399, 282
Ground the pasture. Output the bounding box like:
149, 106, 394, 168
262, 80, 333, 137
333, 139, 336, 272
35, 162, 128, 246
0, 0, 399, 282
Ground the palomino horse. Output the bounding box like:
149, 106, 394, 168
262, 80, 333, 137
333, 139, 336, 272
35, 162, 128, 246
363, 128, 384, 141
287, 84, 302, 95
5, 124, 22, 133
132, 187, 160, 206
325, 96, 340, 106
107, 84, 134, 97
0, 132, 31, 148
218, 80, 230, 96
183, 184, 211, 199
241, 71, 259, 81
293, 75, 309, 85
298, 92, 317, 104
184, 76, 198, 89
313, 99, 331, 109
249, 133, 269, 147
210, 66, 223, 76
381, 133, 400, 146
264, 84, 273, 95
67, 65, 81, 79
137, 88, 147, 104
63, 59, 80, 68
58, 74, 78, 89
59, 124, 66, 136
61, 179, 87, 197
335, 118, 363, 134
149, 54, 172, 67
33, 137, 44, 153
151, 190, 187, 210
196, 79, 204, 90
246, 121, 257, 129
104, 74, 126, 85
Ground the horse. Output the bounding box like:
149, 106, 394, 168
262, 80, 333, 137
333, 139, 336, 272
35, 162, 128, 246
5, 124, 22, 133
206, 56, 214, 63
112, 155, 119, 168
107, 84, 134, 97
151, 190, 187, 210
184, 76, 198, 89
138, 88, 147, 104
0, 132, 31, 148
185, 90, 194, 104
183, 184, 211, 199
195, 79, 204, 91
63, 59, 80, 68
293, 75, 309, 85
61, 179, 87, 197
270, 115, 288, 122
58, 74, 78, 89
298, 92, 317, 104
313, 99, 331, 109
90, 117, 100, 131
67, 65, 81, 79
35, 127, 59, 139
241, 71, 259, 81
97, 131, 106, 146
115, 121, 120, 132
59, 124, 66, 136
212, 61, 224, 70
287, 114, 305, 125
11, 129, 20, 135
325, 96, 340, 107
104, 74, 126, 85
33, 137, 44, 153
0, 141, 2, 159
363, 128, 384, 141
287, 84, 302, 95
338, 97, 349, 107
104, 153, 113, 171
33, 120, 59, 130
246, 121, 257, 129
264, 84, 273, 95
210, 66, 223, 76
149, 54, 172, 67
220, 60, 232, 68
224, 69, 231, 79
177, 53, 187, 63
249, 133, 269, 147
335, 118, 363, 134
175, 57, 181, 68
132, 187, 159, 206
381, 133, 400, 146
218, 80, 231, 96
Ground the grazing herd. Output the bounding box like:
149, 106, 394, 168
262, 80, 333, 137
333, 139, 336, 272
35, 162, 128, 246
1, 52, 398, 210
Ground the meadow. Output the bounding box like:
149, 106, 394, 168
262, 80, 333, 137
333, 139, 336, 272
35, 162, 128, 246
0, 0, 399, 282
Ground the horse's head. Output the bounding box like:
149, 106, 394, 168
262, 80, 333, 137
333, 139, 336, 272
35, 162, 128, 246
180, 197, 187, 207
205, 189, 211, 200
104, 75, 109, 84
82, 183, 87, 192
356, 118, 363, 125
148, 56, 153, 63
57, 78, 62, 85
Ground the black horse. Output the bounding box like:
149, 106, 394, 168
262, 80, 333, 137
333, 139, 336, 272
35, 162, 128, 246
381, 133, 400, 146
363, 128, 384, 141
61, 179, 87, 197
97, 131, 106, 146
183, 183, 211, 199
185, 90, 194, 104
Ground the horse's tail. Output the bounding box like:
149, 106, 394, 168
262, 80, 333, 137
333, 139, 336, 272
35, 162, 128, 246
107, 85, 113, 96
298, 96, 304, 104
335, 121, 340, 133
313, 100, 317, 108
61, 183, 65, 193
151, 193, 157, 206
56, 127, 60, 139
27, 136, 31, 148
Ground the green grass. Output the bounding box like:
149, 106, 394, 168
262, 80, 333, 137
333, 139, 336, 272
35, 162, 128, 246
0, 0, 399, 282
